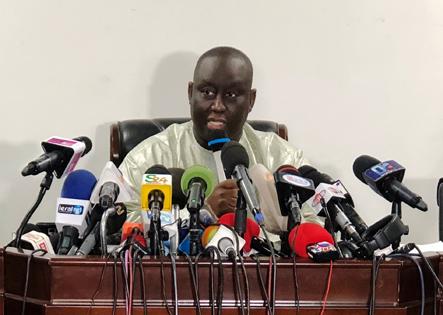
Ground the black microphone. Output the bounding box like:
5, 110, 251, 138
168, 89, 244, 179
168, 167, 187, 209
221, 141, 264, 225
22, 136, 92, 178
353, 155, 428, 211
57, 226, 79, 255
299, 165, 369, 235
274, 165, 315, 230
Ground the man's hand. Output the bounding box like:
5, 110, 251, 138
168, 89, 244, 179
206, 179, 239, 217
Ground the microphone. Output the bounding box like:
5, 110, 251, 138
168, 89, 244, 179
169, 167, 217, 226
288, 223, 338, 262
353, 155, 428, 211
218, 213, 260, 253
207, 130, 231, 181
299, 165, 368, 236
181, 165, 216, 255
22, 136, 92, 178
141, 165, 172, 255
304, 181, 363, 244
20, 230, 56, 254
55, 169, 97, 238
57, 226, 79, 255
90, 161, 137, 208
180, 165, 216, 212
140, 165, 173, 212
274, 165, 315, 229
121, 221, 147, 247
221, 141, 264, 224
248, 164, 287, 234
201, 224, 245, 258
169, 168, 187, 209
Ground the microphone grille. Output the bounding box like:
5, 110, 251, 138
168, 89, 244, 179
221, 141, 249, 177
352, 155, 381, 184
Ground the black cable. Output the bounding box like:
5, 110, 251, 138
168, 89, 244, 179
112, 251, 118, 315
195, 248, 215, 315
251, 255, 271, 315
210, 247, 224, 315
158, 250, 173, 315
260, 225, 276, 315
219, 223, 250, 315
231, 253, 245, 315
389, 253, 425, 315
120, 250, 129, 309
170, 255, 178, 315
85, 249, 117, 315
16, 186, 47, 249
291, 255, 300, 314
369, 255, 385, 315
183, 253, 202, 315
21, 249, 47, 315
238, 253, 250, 315
209, 250, 215, 315
137, 252, 148, 315
412, 244, 443, 291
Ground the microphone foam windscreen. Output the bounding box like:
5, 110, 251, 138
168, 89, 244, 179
180, 165, 216, 197
73, 136, 93, 156
288, 222, 333, 258
298, 165, 334, 186
169, 167, 187, 208
61, 169, 97, 200
201, 225, 219, 248
249, 164, 286, 234
145, 164, 170, 175
352, 155, 381, 184
221, 141, 249, 177
218, 213, 260, 252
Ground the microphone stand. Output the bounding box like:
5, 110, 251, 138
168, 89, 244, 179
235, 190, 247, 238
15, 171, 54, 249
391, 201, 402, 250
100, 207, 116, 257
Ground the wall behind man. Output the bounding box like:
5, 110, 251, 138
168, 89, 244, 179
0, 1, 442, 245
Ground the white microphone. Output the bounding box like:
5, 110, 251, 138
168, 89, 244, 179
21, 231, 56, 254
248, 164, 287, 235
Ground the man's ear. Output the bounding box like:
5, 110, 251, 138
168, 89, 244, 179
188, 81, 194, 102
248, 88, 256, 112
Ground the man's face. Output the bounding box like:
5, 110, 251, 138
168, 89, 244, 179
188, 55, 256, 148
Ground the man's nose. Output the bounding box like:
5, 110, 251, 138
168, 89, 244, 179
211, 94, 226, 111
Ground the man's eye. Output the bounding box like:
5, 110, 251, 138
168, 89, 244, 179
201, 88, 215, 97
225, 91, 238, 98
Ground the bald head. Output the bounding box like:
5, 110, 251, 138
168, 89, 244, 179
188, 47, 256, 149
193, 47, 253, 88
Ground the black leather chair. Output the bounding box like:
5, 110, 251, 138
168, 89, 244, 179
110, 118, 288, 167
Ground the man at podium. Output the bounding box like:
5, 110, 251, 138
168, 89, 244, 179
119, 46, 319, 227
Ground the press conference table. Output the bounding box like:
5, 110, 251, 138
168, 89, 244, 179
0, 247, 442, 315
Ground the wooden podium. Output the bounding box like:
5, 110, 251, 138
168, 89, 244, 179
1, 248, 441, 314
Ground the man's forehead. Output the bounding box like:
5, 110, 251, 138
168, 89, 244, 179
194, 55, 252, 85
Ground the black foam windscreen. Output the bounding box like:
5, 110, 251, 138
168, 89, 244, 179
169, 167, 187, 208
145, 164, 170, 175
352, 155, 381, 184
221, 141, 249, 177
298, 165, 334, 186
73, 136, 93, 156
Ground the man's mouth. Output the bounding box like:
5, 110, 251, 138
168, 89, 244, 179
207, 118, 226, 130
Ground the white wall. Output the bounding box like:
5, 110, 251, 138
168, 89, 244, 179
0, 1, 442, 245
